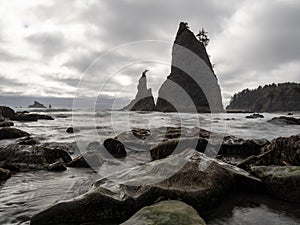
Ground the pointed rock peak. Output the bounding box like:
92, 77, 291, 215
123, 70, 155, 111
141, 69, 149, 78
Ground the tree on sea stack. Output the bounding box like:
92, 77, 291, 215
196, 28, 210, 47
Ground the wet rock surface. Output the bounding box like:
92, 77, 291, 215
121, 200, 207, 225
238, 134, 300, 169
0, 168, 11, 181
103, 138, 127, 158
268, 116, 300, 125
251, 166, 300, 202
0, 144, 72, 171
246, 113, 264, 119
0, 127, 29, 140
30, 149, 234, 225
67, 151, 103, 168
0, 120, 14, 127
66, 127, 80, 133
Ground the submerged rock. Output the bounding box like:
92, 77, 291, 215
121, 200, 206, 225
30, 149, 234, 225
245, 113, 264, 119
0, 168, 11, 181
268, 116, 300, 125
251, 166, 300, 202
66, 127, 80, 133
0, 144, 72, 171
0, 127, 29, 140
103, 138, 127, 158
156, 22, 223, 113
123, 70, 156, 111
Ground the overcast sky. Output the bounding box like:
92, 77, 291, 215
0, 0, 299, 108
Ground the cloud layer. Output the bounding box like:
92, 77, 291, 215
0, 0, 299, 107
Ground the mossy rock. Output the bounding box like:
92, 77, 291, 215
121, 200, 206, 225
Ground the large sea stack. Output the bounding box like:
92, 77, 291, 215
156, 22, 224, 113
123, 70, 156, 111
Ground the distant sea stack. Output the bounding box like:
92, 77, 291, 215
28, 101, 47, 108
156, 22, 224, 113
227, 83, 300, 112
123, 70, 156, 111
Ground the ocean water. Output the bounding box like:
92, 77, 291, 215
0, 109, 299, 225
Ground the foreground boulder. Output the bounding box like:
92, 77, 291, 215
0, 144, 72, 171
0, 168, 11, 181
268, 116, 300, 125
0, 127, 29, 140
121, 200, 206, 225
238, 134, 300, 169
30, 149, 234, 225
251, 166, 300, 202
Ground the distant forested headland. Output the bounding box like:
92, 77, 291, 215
227, 82, 300, 112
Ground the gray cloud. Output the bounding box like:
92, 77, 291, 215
0, 0, 299, 107
26, 32, 65, 58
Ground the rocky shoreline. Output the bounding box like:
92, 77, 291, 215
0, 106, 299, 224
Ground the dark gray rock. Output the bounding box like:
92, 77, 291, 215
103, 138, 127, 158
0, 168, 11, 181
238, 134, 300, 169
245, 113, 264, 119
0, 120, 14, 127
0, 144, 72, 171
47, 160, 67, 172
0, 106, 15, 119
268, 116, 300, 125
67, 151, 103, 168
147, 127, 269, 161
251, 166, 300, 202
28, 101, 47, 108
121, 200, 207, 225
156, 22, 223, 113
0, 127, 29, 140
30, 149, 234, 225
66, 127, 80, 133
17, 136, 39, 145
123, 70, 156, 111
